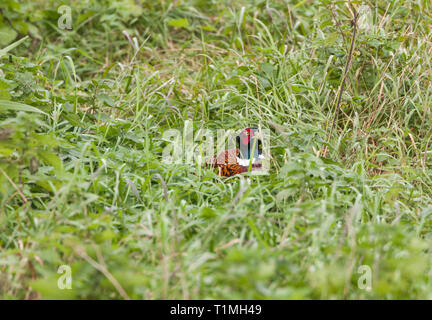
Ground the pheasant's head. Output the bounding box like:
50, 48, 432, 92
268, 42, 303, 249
240, 127, 253, 145
237, 127, 262, 161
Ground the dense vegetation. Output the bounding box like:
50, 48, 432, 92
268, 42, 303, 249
1, 0, 432, 299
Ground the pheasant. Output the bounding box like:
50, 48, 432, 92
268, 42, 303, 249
206, 127, 264, 177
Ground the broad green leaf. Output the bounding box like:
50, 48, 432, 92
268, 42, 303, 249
261, 62, 274, 76
38, 151, 64, 173
168, 18, 189, 28
325, 32, 339, 46
0, 90, 11, 100
0, 26, 18, 47
201, 25, 215, 31
35, 133, 60, 147
63, 112, 85, 128
0, 148, 14, 157
96, 93, 115, 107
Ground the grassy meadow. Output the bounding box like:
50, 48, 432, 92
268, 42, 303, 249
1, 0, 432, 299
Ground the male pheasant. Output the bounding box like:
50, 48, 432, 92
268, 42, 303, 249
206, 127, 264, 177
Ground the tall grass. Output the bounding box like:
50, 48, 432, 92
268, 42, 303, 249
0, 0, 432, 299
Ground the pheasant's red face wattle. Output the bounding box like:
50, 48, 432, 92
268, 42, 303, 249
241, 128, 251, 145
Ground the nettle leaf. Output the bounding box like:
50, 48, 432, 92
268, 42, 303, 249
38, 150, 64, 174
276, 188, 297, 202
324, 32, 339, 46
34, 133, 60, 148
96, 93, 115, 107
63, 112, 85, 128
260, 62, 274, 76
111, 0, 144, 19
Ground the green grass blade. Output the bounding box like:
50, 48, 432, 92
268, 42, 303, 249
0, 36, 29, 57
0, 100, 47, 115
